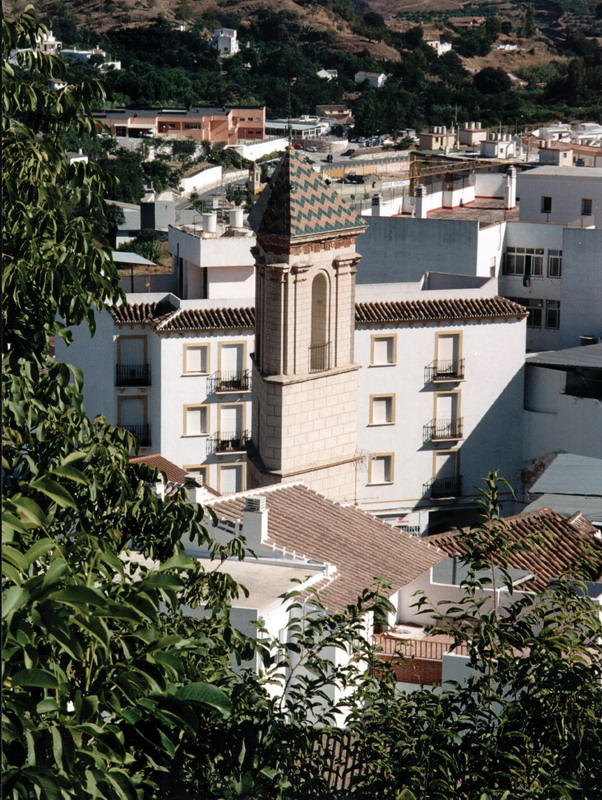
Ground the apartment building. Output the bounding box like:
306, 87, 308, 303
94, 106, 266, 143
357, 166, 602, 352
56, 148, 529, 532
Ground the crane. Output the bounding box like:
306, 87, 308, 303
409, 153, 520, 195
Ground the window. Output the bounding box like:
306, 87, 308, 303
218, 463, 245, 494
183, 344, 209, 375
581, 198, 592, 216
370, 395, 395, 425
183, 465, 209, 485
547, 249, 562, 278
546, 300, 560, 329
503, 247, 544, 277
370, 334, 396, 366
508, 298, 543, 328
183, 405, 209, 436
368, 454, 394, 485
541, 196, 552, 214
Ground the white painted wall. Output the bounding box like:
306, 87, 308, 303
523, 366, 602, 461
560, 228, 602, 348
356, 217, 481, 283
228, 137, 288, 161
517, 168, 602, 227
475, 172, 506, 198
55, 310, 116, 423
179, 165, 223, 196
354, 291, 526, 519
475, 221, 506, 277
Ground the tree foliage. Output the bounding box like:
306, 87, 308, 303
3, 10, 602, 800
2, 10, 390, 799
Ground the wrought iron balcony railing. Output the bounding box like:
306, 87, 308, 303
424, 358, 465, 383
206, 430, 249, 455
423, 417, 463, 442
120, 423, 151, 447
115, 363, 151, 387
208, 370, 251, 393
423, 475, 463, 499
309, 342, 331, 373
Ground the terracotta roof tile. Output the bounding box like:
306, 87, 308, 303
130, 454, 188, 484
155, 306, 255, 332
429, 508, 602, 592
111, 296, 525, 333
355, 296, 527, 324
248, 147, 364, 239
207, 485, 446, 612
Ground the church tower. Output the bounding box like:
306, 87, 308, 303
247, 147, 366, 502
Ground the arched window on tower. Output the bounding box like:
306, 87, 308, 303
309, 272, 330, 372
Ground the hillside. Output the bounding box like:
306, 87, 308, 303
9, 0, 564, 71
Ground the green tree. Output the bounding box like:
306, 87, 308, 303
118, 228, 162, 262
346, 473, 602, 798
404, 25, 424, 49
474, 66, 512, 94
523, 4, 535, 37
1, 14, 392, 799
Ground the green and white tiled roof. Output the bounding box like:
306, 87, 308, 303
248, 147, 364, 239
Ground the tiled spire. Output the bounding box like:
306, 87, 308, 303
248, 146, 364, 239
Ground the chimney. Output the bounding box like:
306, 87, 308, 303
504, 166, 517, 210
415, 184, 428, 219
186, 472, 203, 504
242, 495, 269, 547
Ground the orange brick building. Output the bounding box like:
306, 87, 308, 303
94, 106, 265, 143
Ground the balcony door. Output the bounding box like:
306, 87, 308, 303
435, 392, 457, 421
118, 396, 146, 427
219, 403, 243, 434
432, 451, 460, 496
220, 343, 244, 374
436, 333, 460, 368
118, 336, 146, 365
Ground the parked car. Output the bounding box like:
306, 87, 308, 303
305, 145, 318, 152
342, 149, 356, 157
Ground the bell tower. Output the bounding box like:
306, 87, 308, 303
247, 147, 366, 502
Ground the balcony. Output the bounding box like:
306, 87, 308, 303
309, 342, 331, 373
206, 430, 249, 455
208, 370, 251, 394
423, 475, 463, 499
423, 418, 463, 442
120, 423, 151, 447
425, 359, 465, 383
116, 363, 151, 387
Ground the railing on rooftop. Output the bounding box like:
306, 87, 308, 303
374, 635, 468, 661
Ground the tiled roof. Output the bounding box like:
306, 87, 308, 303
130, 454, 188, 484
112, 301, 166, 324
154, 306, 255, 332
112, 296, 525, 332
208, 485, 446, 612
429, 508, 602, 592
248, 147, 364, 239
355, 296, 527, 324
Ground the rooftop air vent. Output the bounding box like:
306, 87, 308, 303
246, 496, 266, 513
